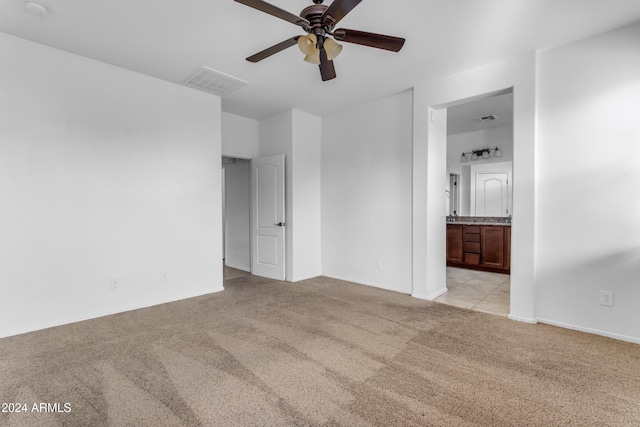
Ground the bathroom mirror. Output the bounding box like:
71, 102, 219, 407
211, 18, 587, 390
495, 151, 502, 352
446, 91, 514, 217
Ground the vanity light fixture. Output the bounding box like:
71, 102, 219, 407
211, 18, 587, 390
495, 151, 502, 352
460, 147, 502, 162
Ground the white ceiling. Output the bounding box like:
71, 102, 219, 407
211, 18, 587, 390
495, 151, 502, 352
2, 0, 640, 120
447, 92, 513, 136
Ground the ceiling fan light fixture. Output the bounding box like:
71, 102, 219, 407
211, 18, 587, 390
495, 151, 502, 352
304, 50, 321, 65
237, 0, 406, 81
324, 37, 343, 61
297, 33, 317, 55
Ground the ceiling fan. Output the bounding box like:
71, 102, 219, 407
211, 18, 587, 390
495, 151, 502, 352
234, 0, 406, 81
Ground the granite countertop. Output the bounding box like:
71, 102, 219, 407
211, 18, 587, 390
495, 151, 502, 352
446, 216, 511, 226
447, 221, 511, 226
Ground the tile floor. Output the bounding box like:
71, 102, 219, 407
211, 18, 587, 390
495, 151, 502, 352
435, 267, 510, 317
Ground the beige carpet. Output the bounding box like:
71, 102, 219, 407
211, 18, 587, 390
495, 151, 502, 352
1, 274, 639, 426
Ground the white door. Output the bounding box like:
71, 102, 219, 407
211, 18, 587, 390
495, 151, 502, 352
470, 162, 513, 217
470, 161, 512, 217
251, 154, 285, 280
475, 173, 508, 216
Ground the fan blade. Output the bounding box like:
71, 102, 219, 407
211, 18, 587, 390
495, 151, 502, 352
246, 36, 300, 62
322, 0, 362, 27
319, 47, 336, 81
235, 0, 310, 27
333, 29, 405, 52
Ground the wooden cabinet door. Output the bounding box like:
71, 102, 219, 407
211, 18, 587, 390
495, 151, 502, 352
480, 226, 506, 269
446, 225, 463, 264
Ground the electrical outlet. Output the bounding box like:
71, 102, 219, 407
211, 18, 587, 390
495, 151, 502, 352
375, 260, 383, 270
600, 291, 613, 307
161, 271, 168, 281
110, 278, 120, 290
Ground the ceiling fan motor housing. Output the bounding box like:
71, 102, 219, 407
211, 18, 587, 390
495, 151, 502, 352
300, 4, 332, 36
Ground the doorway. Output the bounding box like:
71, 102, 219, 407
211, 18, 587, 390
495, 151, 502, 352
222, 154, 287, 281
439, 90, 514, 315
222, 156, 251, 272
411, 56, 537, 323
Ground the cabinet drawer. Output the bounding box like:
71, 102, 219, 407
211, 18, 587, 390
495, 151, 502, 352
465, 242, 480, 253
464, 233, 480, 242
464, 253, 480, 265
464, 225, 480, 234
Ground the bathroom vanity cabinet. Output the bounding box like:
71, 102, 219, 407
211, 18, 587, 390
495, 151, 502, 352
446, 223, 510, 273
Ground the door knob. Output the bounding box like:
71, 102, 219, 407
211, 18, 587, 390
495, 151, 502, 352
275, 222, 285, 227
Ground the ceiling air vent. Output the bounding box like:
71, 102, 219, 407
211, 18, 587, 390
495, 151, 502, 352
183, 66, 247, 97
474, 114, 498, 123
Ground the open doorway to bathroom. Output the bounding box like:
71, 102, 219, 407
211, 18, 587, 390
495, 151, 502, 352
436, 90, 513, 317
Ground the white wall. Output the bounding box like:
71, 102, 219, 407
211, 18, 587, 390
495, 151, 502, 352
447, 125, 514, 168
535, 22, 640, 342
224, 160, 251, 271
259, 109, 322, 282
322, 90, 413, 293
222, 112, 259, 159
0, 33, 223, 338
291, 109, 322, 281
421, 106, 449, 299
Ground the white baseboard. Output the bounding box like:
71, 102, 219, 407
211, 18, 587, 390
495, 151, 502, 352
321, 274, 411, 294
508, 314, 538, 324
537, 318, 640, 345
290, 274, 323, 283
412, 287, 447, 301
429, 287, 448, 300
0, 286, 225, 339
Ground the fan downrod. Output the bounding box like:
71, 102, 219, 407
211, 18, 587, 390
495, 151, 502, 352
312, 0, 324, 4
